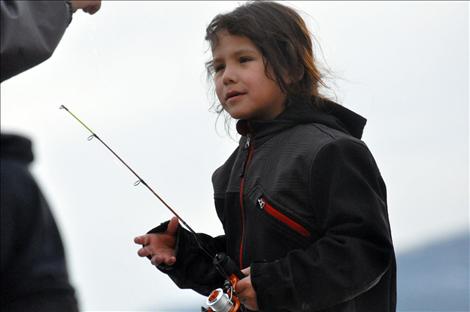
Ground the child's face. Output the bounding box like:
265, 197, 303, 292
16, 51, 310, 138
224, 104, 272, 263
212, 31, 286, 120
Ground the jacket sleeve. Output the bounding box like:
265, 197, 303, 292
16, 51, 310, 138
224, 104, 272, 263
0, 159, 77, 306
0, 0, 72, 82
251, 138, 395, 311
148, 221, 226, 296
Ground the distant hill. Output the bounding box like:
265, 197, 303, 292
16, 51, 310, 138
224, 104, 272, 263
397, 232, 469, 311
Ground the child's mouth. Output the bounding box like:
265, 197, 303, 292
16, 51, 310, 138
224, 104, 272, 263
225, 91, 246, 102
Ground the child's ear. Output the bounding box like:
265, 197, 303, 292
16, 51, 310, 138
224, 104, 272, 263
284, 66, 304, 85
295, 66, 305, 82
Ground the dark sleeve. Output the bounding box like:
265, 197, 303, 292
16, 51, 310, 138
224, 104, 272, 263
251, 138, 395, 311
0, 160, 37, 274
0, 0, 72, 82
148, 221, 226, 296
0, 160, 77, 309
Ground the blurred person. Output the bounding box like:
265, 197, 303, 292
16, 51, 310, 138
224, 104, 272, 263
1, 1, 101, 311
0, 134, 78, 311
134, 1, 396, 311
1, 0, 101, 82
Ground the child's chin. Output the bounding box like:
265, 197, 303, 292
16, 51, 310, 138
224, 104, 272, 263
226, 110, 248, 120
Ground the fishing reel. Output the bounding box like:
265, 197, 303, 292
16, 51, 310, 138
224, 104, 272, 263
201, 253, 245, 312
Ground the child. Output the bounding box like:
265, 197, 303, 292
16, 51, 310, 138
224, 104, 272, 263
134, 2, 396, 311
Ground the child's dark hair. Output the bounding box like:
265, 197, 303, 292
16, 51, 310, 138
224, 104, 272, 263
205, 1, 328, 109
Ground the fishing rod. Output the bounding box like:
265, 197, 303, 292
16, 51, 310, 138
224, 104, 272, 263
60, 105, 244, 312
59, 105, 213, 259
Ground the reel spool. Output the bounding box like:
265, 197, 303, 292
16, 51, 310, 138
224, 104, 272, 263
206, 288, 234, 312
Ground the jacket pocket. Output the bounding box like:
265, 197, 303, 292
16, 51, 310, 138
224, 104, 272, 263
257, 196, 311, 239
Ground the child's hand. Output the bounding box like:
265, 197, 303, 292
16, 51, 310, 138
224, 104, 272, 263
134, 217, 179, 266
235, 267, 259, 311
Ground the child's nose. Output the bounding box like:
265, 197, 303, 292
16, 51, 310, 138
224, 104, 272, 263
222, 65, 237, 85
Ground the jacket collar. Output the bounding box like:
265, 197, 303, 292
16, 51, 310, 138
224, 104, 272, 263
236, 96, 367, 147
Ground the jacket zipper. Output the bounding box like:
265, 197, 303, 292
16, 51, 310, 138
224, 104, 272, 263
239, 135, 254, 269
257, 197, 311, 238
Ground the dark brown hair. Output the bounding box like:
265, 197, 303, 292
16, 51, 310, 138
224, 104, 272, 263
205, 1, 328, 108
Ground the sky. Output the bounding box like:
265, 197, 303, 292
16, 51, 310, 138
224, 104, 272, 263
1, 1, 468, 311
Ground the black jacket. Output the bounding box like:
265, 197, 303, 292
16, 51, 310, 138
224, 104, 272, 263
0, 134, 78, 312
151, 97, 396, 312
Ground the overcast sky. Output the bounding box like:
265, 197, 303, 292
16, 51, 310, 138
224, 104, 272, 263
1, 1, 468, 311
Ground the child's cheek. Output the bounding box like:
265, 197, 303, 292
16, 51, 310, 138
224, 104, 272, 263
215, 82, 225, 104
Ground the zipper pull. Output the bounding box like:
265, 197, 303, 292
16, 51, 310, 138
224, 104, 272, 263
258, 198, 265, 209
244, 135, 251, 149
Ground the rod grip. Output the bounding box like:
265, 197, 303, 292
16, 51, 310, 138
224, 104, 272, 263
213, 252, 245, 280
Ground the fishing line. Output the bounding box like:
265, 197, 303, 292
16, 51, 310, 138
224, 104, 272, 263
60, 105, 214, 260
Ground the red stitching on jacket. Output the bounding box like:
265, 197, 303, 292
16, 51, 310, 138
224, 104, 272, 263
239, 140, 254, 269
239, 177, 245, 269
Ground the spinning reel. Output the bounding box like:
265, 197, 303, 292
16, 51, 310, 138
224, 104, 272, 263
202, 253, 245, 312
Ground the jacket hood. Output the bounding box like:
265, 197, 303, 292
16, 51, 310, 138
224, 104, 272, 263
0, 133, 34, 164
236, 95, 367, 140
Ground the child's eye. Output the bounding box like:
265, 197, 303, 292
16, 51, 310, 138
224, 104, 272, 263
214, 64, 225, 73
239, 56, 252, 63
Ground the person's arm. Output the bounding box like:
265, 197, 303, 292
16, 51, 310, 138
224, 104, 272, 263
250, 138, 395, 311
0, 156, 77, 309
0, 0, 101, 82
